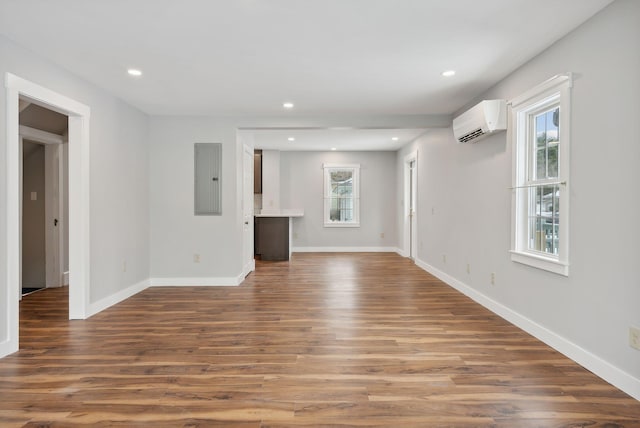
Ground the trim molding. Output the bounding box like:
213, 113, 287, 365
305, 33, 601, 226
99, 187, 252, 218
87, 278, 150, 318
0, 339, 16, 358
395, 248, 408, 258
242, 259, 256, 279
150, 275, 243, 287
65, 272, 247, 319
63, 271, 70, 286
4, 73, 91, 358
414, 257, 640, 402
19, 125, 64, 145
292, 246, 398, 253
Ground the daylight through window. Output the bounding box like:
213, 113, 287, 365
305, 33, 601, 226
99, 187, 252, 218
323, 164, 360, 227
511, 74, 571, 276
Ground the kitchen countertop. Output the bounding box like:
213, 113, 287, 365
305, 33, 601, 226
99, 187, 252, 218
254, 209, 304, 218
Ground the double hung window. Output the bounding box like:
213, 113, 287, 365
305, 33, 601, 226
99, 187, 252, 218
511, 74, 571, 275
323, 164, 360, 227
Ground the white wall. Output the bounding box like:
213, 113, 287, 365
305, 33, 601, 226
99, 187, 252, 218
149, 122, 427, 281
149, 117, 243, 282
398, 0, 640, 397
281, 151, 397, 250
0, 35, 150, 350
261, 150, 280, 211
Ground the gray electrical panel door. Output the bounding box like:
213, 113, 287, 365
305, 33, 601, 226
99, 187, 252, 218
194, 143, 222, 215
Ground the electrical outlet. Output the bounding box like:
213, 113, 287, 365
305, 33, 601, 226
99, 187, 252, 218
466, 263, 471, 274
442, 254, 447, 264
194, 254, 200, 263
630, 326, 640, 350
380, 232, 385, 239
293, 232, 298, 239
432, 207, 435, 215
490, 272, 495, 285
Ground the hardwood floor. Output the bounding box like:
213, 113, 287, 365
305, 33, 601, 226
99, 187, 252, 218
2, 253, 639, 427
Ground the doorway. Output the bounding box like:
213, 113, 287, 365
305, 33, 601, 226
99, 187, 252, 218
404, 151, 418, 260
19, 102, 69, 299
2, 73, 91, 358
21, 140, 46, 296
242, 144, 255, 277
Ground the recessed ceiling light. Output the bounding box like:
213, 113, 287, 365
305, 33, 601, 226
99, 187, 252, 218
283, 102, 294, 109
288, 137, 295, 142
331, 147, 337, 151
392, 137, 399, 141
442, 70, 456, 77
127, 68, 142, 77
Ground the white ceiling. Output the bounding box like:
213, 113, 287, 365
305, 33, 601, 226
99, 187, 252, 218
0, 0, 612, 150
241, 128, 428, 151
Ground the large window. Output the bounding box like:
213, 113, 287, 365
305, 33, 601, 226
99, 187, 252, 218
323, 164, 360, 227
511, 74, 571, 276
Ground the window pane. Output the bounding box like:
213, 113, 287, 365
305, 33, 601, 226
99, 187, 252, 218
536, 114, 546, 148
329, 169, 354, 222
528, 216, 545, 252
536, 148, 546, 180
533, 107, 560, 180
528, 185, 560, 254
548, 144, 558, 178
547, 108, 559, 143
330, 196, 353, 221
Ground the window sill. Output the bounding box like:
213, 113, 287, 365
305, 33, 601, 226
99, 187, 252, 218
510, 250, 569, 276
324, 222, 360, 228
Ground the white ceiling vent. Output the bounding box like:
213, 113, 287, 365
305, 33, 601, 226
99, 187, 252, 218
453, 100, 506, 143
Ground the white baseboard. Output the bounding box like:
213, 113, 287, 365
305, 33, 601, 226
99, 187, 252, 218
292, 246, 398, 253
88, 278, 150, 318
415, 257, 640, 402
22, 283, 45, 288
0, 339, 18, 359
63, 271, 69, 286
242, 259, 256, 278
395, 248, 408, 257
150, 275, 243, 287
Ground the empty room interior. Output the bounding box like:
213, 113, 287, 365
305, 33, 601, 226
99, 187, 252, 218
1, 0, 640, 426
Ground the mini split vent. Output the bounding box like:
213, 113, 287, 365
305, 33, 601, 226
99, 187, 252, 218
457, 128, 485, 143
453, 100, 507, 143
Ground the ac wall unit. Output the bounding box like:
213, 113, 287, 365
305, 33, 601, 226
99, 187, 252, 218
453, 99, 506, 143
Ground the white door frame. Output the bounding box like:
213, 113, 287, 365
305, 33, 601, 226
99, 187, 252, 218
20, 125, 65, 291
3, 73, 91, 358
242, 144, 255, 277
403, 151, 418, 260
18, 136, 24, 302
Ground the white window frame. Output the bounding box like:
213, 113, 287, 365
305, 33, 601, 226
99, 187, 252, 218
510, 74, 572, 276
323, 163, 360, 228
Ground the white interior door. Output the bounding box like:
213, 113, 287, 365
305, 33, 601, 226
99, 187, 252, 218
404, 151, 418, 260
409, 159, 417, 259
242, 145, 255, 276
44, 144, 62, 288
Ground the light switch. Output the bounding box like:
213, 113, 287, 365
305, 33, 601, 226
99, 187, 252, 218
30, 192, 37, 201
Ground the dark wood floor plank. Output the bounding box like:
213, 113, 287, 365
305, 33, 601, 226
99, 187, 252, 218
1, 252, 639, 426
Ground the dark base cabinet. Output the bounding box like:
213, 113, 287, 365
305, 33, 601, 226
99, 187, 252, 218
254, 217, 289, 261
